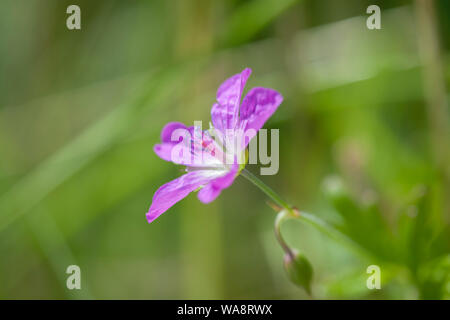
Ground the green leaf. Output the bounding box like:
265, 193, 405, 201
323, 176, 394, 261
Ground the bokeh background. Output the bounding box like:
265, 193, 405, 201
0, 0, 449, 299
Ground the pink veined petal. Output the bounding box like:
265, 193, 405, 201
239, 87, 283, 148
154, 122, 190, 163
187, 126, 226, 168
160, 122, 187, 143
153, 143, 176, 162
154, 141, 223, 167
197, 162, 239, 203
146, 170, 222, 223
155, 123, 224, 167
211, 68, 252, 135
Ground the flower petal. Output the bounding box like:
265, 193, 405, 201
153, 143, 175, 162
154, 129, 193, 165
154, 122, 191, 163
197, 162, 239, 203
155, 123, 223, 167
146, 170, 222, 223
211, 68, 252, 134
155, 136, 225, 168
239, 87, 283, 147
160, 122, 187, 143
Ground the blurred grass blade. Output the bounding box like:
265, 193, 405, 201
27, 208, 93, 299
220, 0, 300, 47
0, 64, 192, 232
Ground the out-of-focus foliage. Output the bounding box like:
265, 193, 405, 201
0, 0, 448, 299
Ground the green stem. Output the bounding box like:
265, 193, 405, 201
274, 210, 294, 257
241, 169, 293, 213
241, 169, 368, 258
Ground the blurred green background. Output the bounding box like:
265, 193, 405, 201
0, 0, 449, 299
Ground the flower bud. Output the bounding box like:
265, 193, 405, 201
284, 250, 313, 295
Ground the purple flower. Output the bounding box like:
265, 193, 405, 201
146, 68, 283, 223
